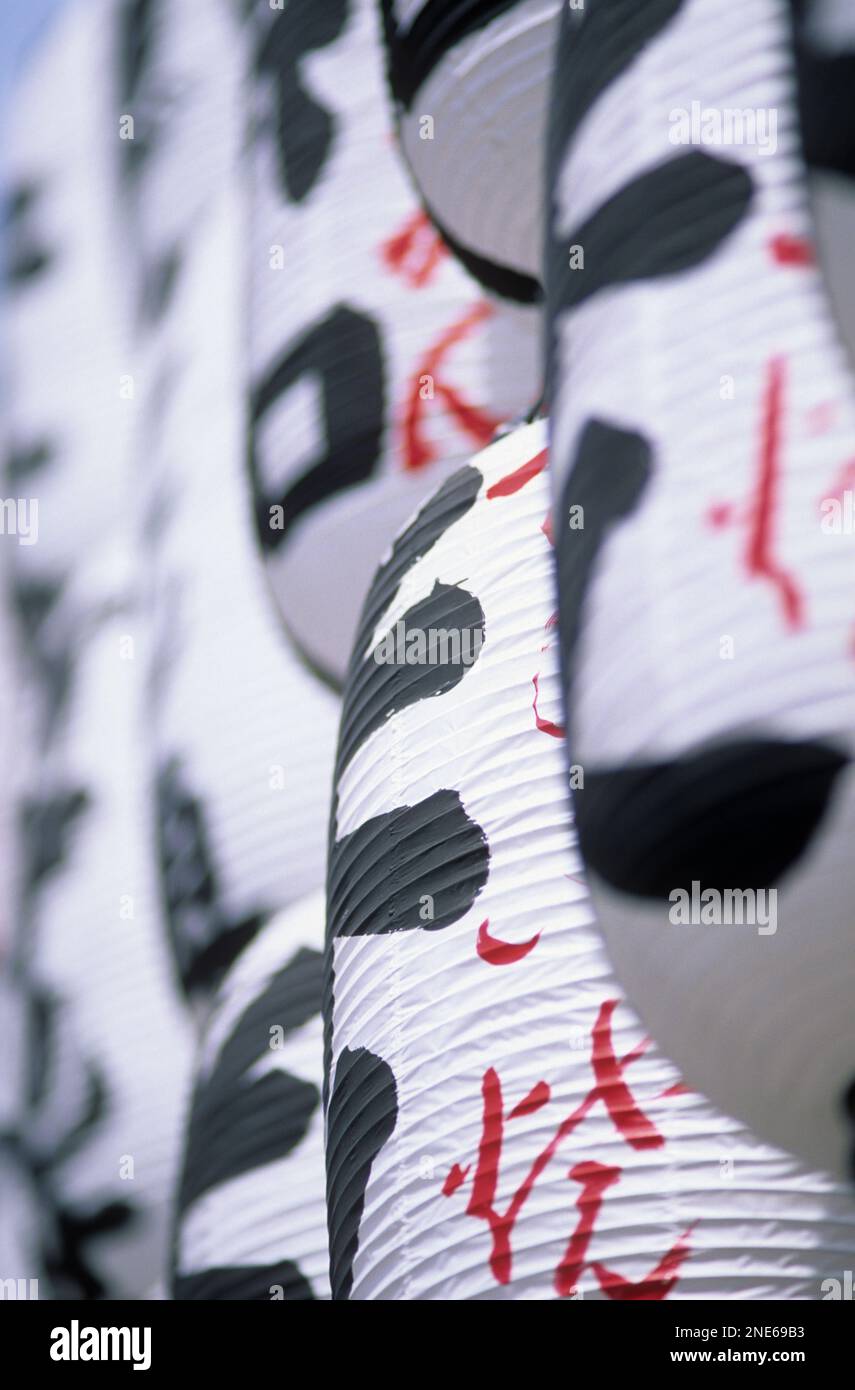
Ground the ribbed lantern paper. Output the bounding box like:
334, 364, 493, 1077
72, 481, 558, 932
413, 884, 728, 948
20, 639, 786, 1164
173, 891, 329, 1300
3, 0, 134, 584
121, 0, 341, 1003
325, 420, 855, 1300
1, 0, 193, 1299
116, 0, 340, 1298
11, 550, 194, 1299
380, 0, 560, 300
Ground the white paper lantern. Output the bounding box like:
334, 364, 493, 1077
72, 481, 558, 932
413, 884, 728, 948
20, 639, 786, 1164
1, 0, 193, 1299
3, 0, 134, 581
10, 548, 193, 1299
173, 891, 329, 1300
381, 0, 560, 296
325, 420, 855, 1299
546, 0, 855, 1177
121, 0, 341, 999
244, 0, 541, 681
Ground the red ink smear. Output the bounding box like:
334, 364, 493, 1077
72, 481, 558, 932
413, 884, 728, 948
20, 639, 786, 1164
381, 210, 446, 287
532, 672, 566, 739
541, 511, 554, 546
509, 1081, 551, 1121
745, 357, 804, 628
591, 1227, 695, 1300
402, 302, 500, 470
486, 448, 548, 500
442, 1163, 469, 1197
820, 457, 855, 507
545, 611, 559, 631
477, 917, 541, 966
707, 501, 734, 529
769, 233, 815, 267
555, 1161, 622, 1296
660, 1081, 691, 1098
450, 1000, 665, 1287
435, 381, 498, 445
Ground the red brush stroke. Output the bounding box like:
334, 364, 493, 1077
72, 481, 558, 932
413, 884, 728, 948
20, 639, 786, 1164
381, 210, 447, 287
509, 1082, 551, 1121
532, 673, 566, 739
590, 1005, 662, 1150
744, 357, 804, 628
434, 382, 498, 444
486, 448, 548, 500
450, 1000, 666, 1287
476, 918, 541, 966
555, 1161, 622, 1296
820, 457, 855, 507
591, 1226, 696, 1300
769, 233, 815, 267
442, 1163, 469, 1197
402, 302, 500, 470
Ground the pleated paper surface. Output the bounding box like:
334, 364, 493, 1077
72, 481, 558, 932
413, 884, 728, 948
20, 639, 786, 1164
326, 421, 855, 1300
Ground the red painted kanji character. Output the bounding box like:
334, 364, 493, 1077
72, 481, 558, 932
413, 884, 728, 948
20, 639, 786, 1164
381, 210, 447, 288
401, 303, 501, 471
443, 1000, 671, 1290
590, 1225, 695, 1301
707, 357, 805, 629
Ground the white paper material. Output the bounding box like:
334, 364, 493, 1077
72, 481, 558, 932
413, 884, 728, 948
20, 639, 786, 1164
329, 422, 855, 1300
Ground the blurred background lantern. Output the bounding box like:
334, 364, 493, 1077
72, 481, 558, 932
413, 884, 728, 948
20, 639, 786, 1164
244, 0, 541, 684
120, 0, 340, 1003
172, 891, 329, 1300
1, 0, 193, 1297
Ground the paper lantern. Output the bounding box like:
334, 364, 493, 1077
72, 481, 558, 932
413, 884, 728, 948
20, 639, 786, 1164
8, 562, 194, 1299
380, 0, 560, 300
1, 0, 193, 1299
0, 967, 80, 1301
173, 892, 329, 1300
546, 0, 855, 1176
325, 419, 855, 1299
244, 0, 541, 681
118, 0, 341, 999
3, 0, 133, 583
